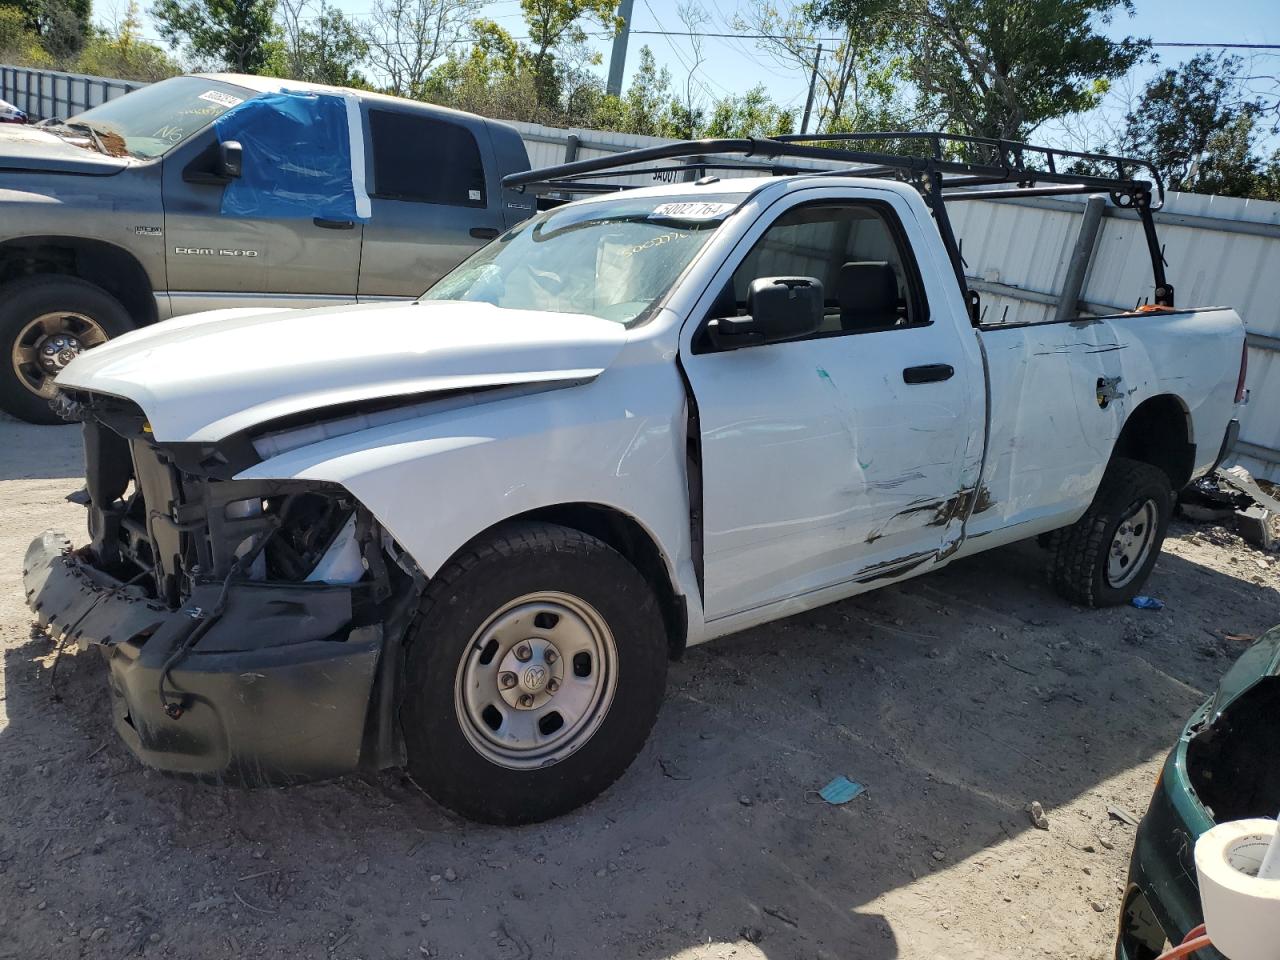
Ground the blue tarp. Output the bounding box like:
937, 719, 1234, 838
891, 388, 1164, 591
213, 91, 369, 222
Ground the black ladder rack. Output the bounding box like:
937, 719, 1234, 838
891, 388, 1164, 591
501, 132, 1173, 318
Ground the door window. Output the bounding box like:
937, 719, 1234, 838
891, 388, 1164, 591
368, 109, 486, 207
715, 201, 928, 339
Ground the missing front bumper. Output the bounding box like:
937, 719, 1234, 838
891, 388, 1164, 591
24, 530, 383, 784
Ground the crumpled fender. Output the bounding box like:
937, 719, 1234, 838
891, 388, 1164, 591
235, 350, 705, 639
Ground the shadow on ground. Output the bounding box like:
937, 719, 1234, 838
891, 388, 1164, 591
1, 523, 1277, 959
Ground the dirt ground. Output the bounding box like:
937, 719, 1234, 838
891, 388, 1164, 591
1, 417, 1278, 960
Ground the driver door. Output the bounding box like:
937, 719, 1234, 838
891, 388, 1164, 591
680, 189, 984, 622
160, 126, 362, 313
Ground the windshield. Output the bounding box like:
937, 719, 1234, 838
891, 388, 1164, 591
67, 76, 254, 159
422, 195, 741, 326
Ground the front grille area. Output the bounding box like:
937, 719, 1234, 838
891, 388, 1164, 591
75, 394, 361, 608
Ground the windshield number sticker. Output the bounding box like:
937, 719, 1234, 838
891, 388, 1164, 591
649, 201, 736, 220
198, 90, 244, 108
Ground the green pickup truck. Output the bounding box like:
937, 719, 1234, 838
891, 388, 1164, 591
0, 73, 533, 423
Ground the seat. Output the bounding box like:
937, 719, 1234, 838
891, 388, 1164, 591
838, 261, 901, 331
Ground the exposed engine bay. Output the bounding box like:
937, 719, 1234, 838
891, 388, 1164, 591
24, 390, 425, 782
1186, 678, 1280, 823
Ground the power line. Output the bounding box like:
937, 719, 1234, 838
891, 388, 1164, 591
1152, 42, 1280, 50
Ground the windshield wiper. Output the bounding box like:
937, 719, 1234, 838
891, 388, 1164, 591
63, 121, 108, 155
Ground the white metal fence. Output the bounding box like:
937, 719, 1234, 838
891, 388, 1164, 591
3, 64, 1277, 479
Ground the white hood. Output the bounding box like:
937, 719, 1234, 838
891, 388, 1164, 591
57, 300, 628, 442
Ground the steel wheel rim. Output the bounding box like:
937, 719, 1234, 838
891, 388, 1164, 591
1107, 498, 1158, 587
454, 591, 618, 770
11, 311, 109, 399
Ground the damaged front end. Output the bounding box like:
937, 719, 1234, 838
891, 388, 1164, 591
24, 392, 422, 784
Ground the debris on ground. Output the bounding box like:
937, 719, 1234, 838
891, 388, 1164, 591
1131, 596, 1165, 611
1028, 801, 1050, 830
1107, 805, 1142, 827
814, 776, 865, 805
1181, 465, 1280, 551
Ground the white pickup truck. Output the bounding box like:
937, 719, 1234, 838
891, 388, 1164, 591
24, 134, 1246, 824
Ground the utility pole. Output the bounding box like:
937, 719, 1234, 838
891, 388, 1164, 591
800, 43, 822, 135
606, 0, 636, 96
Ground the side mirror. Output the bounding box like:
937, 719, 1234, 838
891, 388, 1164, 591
706, 277, 823, 351
218, 140, 243, 179
182, 139, 244, 185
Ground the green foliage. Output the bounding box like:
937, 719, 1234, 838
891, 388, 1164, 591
150, 0, 278, 72
77, 2, 179, 81
276, 1, 367, 85
812, 0, 1149, 140
1121, 53, 1280, 201
0, 3, 53, 64
704, 86, 795, 138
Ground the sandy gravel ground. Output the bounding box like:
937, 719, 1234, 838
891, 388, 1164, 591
1, 417, 1278, 960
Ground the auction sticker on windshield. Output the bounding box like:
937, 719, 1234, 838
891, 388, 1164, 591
650, 201, 737, 220
198, 90, 244, 108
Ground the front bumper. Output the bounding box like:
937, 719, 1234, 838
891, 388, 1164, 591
1116, 748, 1223, 960
24, 530, 383, 784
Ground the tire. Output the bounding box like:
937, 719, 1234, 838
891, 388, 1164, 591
0, 275, 135, 424
401, 521, 668, 824
1049, 457, 1173, 607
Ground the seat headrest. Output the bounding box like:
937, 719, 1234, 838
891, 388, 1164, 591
838, 261, 900, 331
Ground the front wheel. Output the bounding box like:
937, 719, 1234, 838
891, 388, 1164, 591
0, 275, 135, 424
1049, 457, 1173, 607
401, 522, 668, 824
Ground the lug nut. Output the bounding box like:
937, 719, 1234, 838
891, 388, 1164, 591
547, 678, 559, 693
514, 643, 532, 662
544, 649, 558, 665
499, 672, 517, 689
517, 693, 534, 708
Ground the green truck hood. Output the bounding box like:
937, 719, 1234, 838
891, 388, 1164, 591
1209, 624, 1280, 719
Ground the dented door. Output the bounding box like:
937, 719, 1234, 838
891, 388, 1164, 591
681, 189, 985, 622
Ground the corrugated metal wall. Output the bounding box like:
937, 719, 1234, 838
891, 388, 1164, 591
3, 64, 1276, 478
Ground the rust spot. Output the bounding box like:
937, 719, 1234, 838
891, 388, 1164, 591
972, 485, 994, 514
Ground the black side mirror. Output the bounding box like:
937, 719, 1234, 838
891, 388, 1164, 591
706, 276, 823, 351
218, 140, 243, 179
183, 139, 244, 185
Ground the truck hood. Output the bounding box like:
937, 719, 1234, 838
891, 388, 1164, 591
1207, 624, 1280, 719
56, 300, 629, 442
0, 124, 133, 175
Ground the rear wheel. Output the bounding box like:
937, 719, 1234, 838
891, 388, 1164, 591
1049, 457, 1172, 607
401, 522, 668, 824
0, 276, 134, 424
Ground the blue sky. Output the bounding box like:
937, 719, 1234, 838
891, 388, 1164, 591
114, 0, 1279, 140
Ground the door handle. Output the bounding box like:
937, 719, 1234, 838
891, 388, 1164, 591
313, 217, 354, 230
903, 363, 955, 384
470, 227, 499, 240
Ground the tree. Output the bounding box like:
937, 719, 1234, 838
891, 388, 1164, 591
277, 0, 367, 85
364, 0, 479, 98
77, 0, 179, 80
705, 84, 795, 137
520, 0, 619, 106
0, 2, 53, 64
811, 0, 1149, 141
1122, 54, 1248, 190
151, 0, 278, 73
1119, 53, 1280, 200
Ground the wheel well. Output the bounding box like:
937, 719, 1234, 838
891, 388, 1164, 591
1111, 395, 1195, 490
516, 503, 689, 659
0, 237, 157, 327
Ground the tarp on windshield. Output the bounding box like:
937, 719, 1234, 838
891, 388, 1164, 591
213, 91, 371, 222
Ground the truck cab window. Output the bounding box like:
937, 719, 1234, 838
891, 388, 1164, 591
728, 201, 928, 336
368, 109, 486, 207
